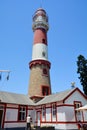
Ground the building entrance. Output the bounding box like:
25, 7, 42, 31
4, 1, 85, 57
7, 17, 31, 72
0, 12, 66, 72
37, 111, 41, 127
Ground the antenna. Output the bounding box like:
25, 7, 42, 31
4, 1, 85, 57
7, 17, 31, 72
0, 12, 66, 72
0, 70, 11, 73
0, 70, 11, 81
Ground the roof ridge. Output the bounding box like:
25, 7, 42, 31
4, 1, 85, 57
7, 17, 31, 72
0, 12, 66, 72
0, 90, 27, 96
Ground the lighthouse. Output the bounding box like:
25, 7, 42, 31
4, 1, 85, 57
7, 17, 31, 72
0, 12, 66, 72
28, 8, 51, 102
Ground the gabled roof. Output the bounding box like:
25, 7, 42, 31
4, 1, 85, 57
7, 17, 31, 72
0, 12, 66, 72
0, 91, 35, 106
36, 87, 86, 105
0, 88, 86, 106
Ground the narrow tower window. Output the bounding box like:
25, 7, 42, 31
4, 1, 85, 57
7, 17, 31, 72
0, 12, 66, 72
43, 68, 48, 75
42, 38, 45, 43
42, 51, 46, 57
42, 86, 49, 96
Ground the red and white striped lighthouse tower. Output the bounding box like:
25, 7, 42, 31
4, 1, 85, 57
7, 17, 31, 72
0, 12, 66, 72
28, 8, 51, 102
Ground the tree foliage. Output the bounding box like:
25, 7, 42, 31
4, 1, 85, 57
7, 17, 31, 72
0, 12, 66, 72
77, 55, 87, 96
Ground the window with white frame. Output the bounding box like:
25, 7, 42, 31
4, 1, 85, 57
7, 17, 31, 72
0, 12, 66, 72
18, 106, 26, 121
75, 103, 81, 115
52, 103, 56, 116
42, 105, 45, 117
75, 102, 82, 121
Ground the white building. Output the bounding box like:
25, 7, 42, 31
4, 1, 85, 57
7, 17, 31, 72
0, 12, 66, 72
0, 87, 87, 130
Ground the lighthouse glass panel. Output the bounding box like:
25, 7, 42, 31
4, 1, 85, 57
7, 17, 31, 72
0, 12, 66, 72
36, 16, 42, 21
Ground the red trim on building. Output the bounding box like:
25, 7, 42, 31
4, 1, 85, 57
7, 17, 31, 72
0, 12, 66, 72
6, 107, 18, 109
50, 103, 52, 122
29, 59, 51, 69
41, 105, 46, 122
63, 88, 87, 103
56, 103, 57, 122
41, 121, 79, 124
2, 104, 6, 128
74, 101, 84, 122
4, 120, 26, 123
56, 104, 74, 107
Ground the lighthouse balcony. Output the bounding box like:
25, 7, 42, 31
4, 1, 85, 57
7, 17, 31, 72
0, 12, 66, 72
32, 21, 49, 31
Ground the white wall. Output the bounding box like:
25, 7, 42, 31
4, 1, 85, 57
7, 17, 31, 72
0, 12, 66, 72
41, 123, 78, 130
83, 111, 87, 121
4, 122, 26, 128
46, 108, 51, 122
5, 109, 18, 121
65, 90, 87, 105
57, 106, 75, 122
32, 43, 48, 60
28, 109, 36, 126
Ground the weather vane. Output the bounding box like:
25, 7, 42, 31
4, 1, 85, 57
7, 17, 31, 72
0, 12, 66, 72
71, 82, 75, 88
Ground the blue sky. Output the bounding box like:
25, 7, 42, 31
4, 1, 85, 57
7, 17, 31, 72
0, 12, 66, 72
0, 0, 87, 94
